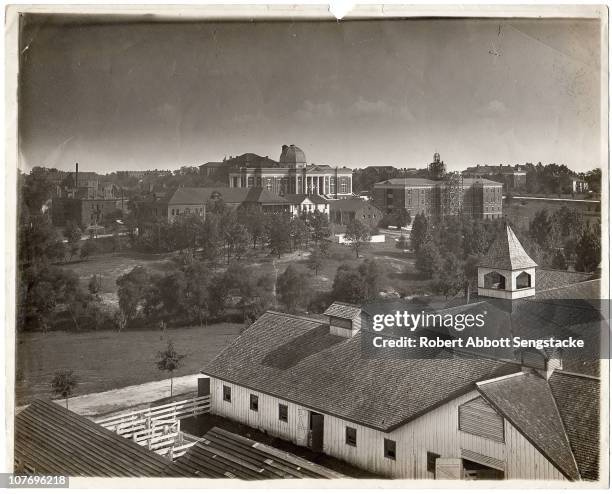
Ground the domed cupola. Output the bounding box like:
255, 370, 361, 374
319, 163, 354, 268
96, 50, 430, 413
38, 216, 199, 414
279, 144, 307, 169
478, 225, 538, 299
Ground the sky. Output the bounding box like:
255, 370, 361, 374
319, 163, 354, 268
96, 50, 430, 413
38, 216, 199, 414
18, 16, 602, 173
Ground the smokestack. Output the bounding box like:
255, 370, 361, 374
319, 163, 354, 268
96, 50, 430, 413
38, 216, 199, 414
75, 162, 79, 189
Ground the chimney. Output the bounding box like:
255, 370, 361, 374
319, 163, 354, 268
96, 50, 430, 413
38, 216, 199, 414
323, 302, 362, 338
75, 162, 79, 189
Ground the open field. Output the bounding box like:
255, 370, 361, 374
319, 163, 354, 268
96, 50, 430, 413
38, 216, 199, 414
15, 323, 243, 405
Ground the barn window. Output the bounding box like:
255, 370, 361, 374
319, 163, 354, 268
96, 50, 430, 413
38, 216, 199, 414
458, 397, 504, 442
223, 385, 231, 403
279, 404, 288, 422
249, 394, 259, 412
345, 426, 357, 447
427, 452, 440, 473
384, 438, 396, 460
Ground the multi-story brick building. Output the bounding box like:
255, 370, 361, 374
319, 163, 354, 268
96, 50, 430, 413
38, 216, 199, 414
463, 164, 527, 190
373, 177, 503, 220
227, 145, 353, 198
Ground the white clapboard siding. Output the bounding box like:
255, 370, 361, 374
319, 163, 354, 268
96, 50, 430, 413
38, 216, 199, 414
210, 379, 565, 480
458, 397, 505, 442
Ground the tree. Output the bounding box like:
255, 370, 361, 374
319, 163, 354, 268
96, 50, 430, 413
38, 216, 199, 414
80, 239, 97, 260
268, 214, 292, 258
277, 264, 311, 312
116, 266, 150, 321
309, 210, 331, 246
51, 369, 78, 410
432, 254, 465, 298
307, 246, 324, 276
575, 226, 601, 273
290, 216, 309, 253
331, 264, 367, 304
183, 261, 211, 326
64, 222, 82, 261
113, 310, 127, 332
156, 340, 186, 397
344, 219, 371, 258
416, 239, 442, 277
410, 212, 428, 253
88, 274, 102, 298
358, 259, 384, 301
551, 250, 568, 270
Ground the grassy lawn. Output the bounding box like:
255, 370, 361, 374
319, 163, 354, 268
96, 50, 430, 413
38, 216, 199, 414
61, 251, 179, 301
15, 323, 243, 405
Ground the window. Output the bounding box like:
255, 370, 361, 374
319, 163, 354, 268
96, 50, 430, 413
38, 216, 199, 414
384, 438, 396, 460
427, 452, 440, 473
250, 394, 259, 412
345, 426, 357, 447
279, 404, 288, 422
458, 397, 504, 442
223, 385, 231, 403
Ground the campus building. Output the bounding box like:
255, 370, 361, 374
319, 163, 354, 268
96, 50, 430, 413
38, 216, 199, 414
372, 177, 503, 220
227, 145, 353, 198
202, 227, 601, 480
463, 165, 527, 190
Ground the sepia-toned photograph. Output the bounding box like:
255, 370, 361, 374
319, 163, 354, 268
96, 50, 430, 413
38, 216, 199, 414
5, 4, 609, 488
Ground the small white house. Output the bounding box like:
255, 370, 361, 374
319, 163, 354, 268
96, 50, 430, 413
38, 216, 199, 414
284, 194, 330, 217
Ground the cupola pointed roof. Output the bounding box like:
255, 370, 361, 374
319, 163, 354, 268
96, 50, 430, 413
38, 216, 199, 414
480, 225, 538, 271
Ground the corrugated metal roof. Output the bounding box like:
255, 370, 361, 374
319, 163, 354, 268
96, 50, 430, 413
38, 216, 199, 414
14, 400, 179, 477
323, 302, 361, 320
168, 427, 344, 479
479, 225, 538, 271
477, 372, 581, 480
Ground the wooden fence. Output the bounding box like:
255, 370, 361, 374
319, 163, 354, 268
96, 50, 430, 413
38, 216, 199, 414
94, 395, 210, 460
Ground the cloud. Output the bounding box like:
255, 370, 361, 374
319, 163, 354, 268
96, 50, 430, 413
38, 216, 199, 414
294, 100, 335, 121
477, 99, 508, 116
347, 97, 415, 121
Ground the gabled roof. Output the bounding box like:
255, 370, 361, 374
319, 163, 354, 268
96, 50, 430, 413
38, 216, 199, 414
477, 372, 581, 480
549, 371, 600, 481
479, 225, 538, 270
168, 427, 344, 479
203, 311, 519, 432
15, 400, 178, 477
323, 302, 361, 320
283, 194, 329, 205
165, 187, 288, 206
328, 199, 381, 213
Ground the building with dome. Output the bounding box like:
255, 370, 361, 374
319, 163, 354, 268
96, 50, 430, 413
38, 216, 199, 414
227, 144, 353, 197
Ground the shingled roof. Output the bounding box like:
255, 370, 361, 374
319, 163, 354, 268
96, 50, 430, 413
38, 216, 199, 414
15, 400, 178, 477
549, 372, 600, 481
477, 372, 581, 481
323, 302, 361, 320
479, 225, 538, 271
165, 187, 288, 206
203, 311, 519, 432
167, 427, 344, 479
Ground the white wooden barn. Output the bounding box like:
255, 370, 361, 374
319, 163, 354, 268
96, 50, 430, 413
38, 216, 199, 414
203, 227, 601, 481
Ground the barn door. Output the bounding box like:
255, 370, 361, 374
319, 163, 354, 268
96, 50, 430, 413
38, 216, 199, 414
309, 412, 324, 453
435, 458, 463, 479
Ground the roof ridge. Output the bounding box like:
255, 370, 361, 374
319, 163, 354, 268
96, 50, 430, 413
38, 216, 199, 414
263, 310, 325, 324
551, 369, 600, 381
476, 370, 527, 387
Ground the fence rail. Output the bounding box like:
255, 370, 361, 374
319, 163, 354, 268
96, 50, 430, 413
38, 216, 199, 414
94, 395, 210, 460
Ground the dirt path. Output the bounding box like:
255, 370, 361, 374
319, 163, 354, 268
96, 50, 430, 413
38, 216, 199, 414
51, 373, 201, 418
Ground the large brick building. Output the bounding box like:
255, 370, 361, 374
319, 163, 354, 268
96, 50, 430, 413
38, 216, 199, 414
227, 145, 353, 198
373, 176, 503, 220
